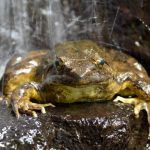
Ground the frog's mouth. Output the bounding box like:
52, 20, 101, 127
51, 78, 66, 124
48, 83, 116, 104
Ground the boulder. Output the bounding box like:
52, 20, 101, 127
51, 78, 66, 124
0, 102, 148, 149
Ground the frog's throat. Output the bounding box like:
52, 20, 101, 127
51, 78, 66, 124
41, 82, 120, 104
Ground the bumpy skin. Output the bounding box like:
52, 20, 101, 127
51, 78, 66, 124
1, 40, 150, 130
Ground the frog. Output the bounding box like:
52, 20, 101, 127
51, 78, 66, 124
1, 40, 150, 130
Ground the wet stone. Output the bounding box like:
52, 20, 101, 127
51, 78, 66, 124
0, 102, 148, 150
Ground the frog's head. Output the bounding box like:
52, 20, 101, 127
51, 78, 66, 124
49, 50, 114, 85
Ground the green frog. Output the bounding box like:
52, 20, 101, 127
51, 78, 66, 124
1, 40, 150, 130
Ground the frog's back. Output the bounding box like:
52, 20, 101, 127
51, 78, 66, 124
3, 50, 49, 95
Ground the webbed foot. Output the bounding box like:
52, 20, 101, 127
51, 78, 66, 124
0, 96, 3, 102
12, 100, 55, 118
113, 96, 148, 118
11, 82, 55, 118
114, 96, 150, 136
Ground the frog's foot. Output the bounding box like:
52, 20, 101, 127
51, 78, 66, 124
113, 96, 149, 118
11, 83, 55, 118
0, 96, 3, 102
12, 100, 55, 118
114, 96, 150, 136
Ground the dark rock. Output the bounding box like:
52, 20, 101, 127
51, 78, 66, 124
0, 102, 148, 150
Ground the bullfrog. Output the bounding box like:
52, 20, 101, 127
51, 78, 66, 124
1, 40, 150, 129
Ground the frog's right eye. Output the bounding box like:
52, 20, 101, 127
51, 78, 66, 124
55, 59, 60, 66
95, 57, 109, 66
54, 57, 64, 68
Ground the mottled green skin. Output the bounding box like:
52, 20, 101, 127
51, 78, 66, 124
1, 40, 150, 120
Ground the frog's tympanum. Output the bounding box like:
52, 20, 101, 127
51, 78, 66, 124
1, 40, 150, 133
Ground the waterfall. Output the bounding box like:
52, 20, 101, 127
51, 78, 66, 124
0, 0, 105, 79
0, 0, 30, 78
0, 0, 66, 78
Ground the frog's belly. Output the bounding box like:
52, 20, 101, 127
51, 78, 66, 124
44, 84, 115, 103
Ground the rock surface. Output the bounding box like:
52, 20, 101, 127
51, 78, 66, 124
0, 102, 148, 150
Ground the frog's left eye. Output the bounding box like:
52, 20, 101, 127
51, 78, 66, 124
97, 58, 108, 66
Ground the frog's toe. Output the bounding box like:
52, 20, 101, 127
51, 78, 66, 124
135, 102, 150, 137
10, 82, 55, 117
113, 96, 149, 118
30, 102, 55, 112
24, 102, 55, 116
113, 96, 138, 104
12, 98, 55, 118
0, 96, 5, 104
12, 102, 44, 118
28, 102, 47, 114
12, 103, 20, 119
24, 110, 38, 117
41, 107, 46, 114
0, 96, 3, 102
114, 96, 150, 136
134, 102, 147, 118
139, 102, 150, 124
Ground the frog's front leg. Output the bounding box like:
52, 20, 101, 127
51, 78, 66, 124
114, 96, 149, 117
114, 77, 150, 135
114, 96, 150, 136
11, 82, 55, 118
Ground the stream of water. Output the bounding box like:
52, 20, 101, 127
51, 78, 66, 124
0, 0, 68, 78
0, 0, 29, 78
0, 0, 106, 79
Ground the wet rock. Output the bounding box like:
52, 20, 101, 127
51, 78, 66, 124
0, 102, 148, 150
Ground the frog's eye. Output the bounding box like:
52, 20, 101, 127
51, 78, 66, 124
54, 57, 64, 67
97, 58, 108, 66
55, 59, 60, 66
98, 58, 106, 65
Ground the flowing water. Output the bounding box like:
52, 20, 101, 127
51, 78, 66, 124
0, 0, 106, 79
0, 0, 148, 79
0, 0, 67, 78
0, 0, 30, 78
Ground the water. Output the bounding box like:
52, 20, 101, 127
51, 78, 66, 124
0, 0, 67, 78
1, 0, 147, 79
0, 0, 106, 79
0, 0, 30, 78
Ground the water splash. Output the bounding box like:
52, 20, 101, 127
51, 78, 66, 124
44, 0, 66, 69
0, 0, 108, 79
0, 0, 66, 78
0, 0, 30, 78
